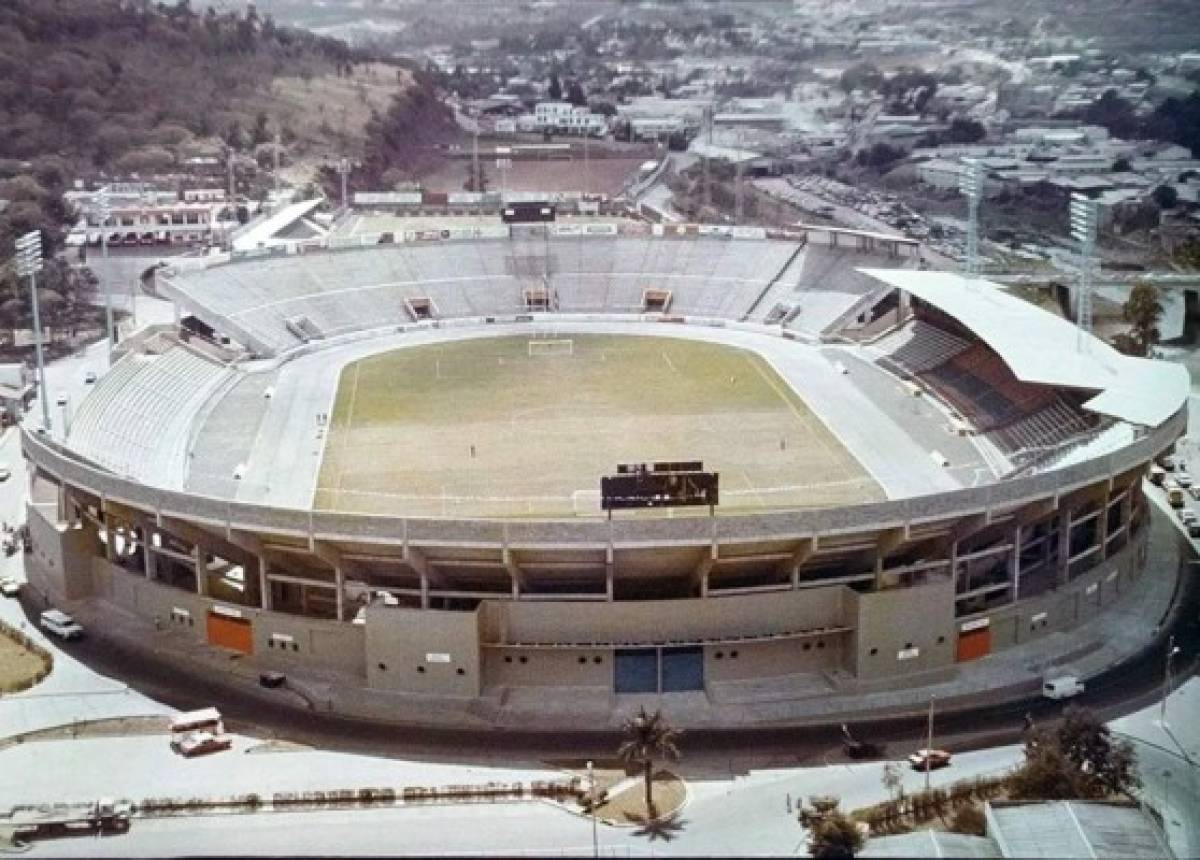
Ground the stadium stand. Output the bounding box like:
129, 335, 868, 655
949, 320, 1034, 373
67, 342, 232, 486
165, 237, 808, 355
784, 246, 912, 336
872, 319, 972, 376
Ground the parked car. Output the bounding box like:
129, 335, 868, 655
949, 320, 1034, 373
172, 730, 232, 758
1158, 455, 1177, 471
1168, 487, 1186, 508
908, 748, 952, 771
0, 464, 11, 481
55, 394, 68, 407
40, 609, 84, 640
1042, 675, 1085, 700
0, 577, 19, 597
1177, 472, 1193, 489
1180, 509, 1197, 526
84, 371, 97, 384
1189, 487, 1200, 501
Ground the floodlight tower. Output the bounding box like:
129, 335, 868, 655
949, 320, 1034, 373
16, 230, 51, 432
1070, 192, 1099, 343
336, 158, 352, 210
959, 158, 984, 280
96, 189, 116, 354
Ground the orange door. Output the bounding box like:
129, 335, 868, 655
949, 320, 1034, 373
956, 628, 991, 662
206, 613, 253, 654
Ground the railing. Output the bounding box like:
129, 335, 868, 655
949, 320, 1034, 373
21, 405, 1185, 548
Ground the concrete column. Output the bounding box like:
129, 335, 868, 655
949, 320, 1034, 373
193, 541, 208, 597
605, 544, 615, 601
1057, 511, 1071, 586
334, 565, 345, 621
104, 514, 116, 563
299, 584, 309, 615
1096, 493, 1111, 560
873, 552, 884, 591
143, 531, 157, 581
1121, 491, 1134, 543
1009, 523, 1022, 602
949, 540, 959, 589
419, 571, 430, 609
258, 556, 272, 611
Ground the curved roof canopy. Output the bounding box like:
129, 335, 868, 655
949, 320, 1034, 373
860, 269, 1190, 427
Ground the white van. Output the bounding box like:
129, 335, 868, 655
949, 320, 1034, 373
40, 609, 84, 640
1043, 675, 1085, 700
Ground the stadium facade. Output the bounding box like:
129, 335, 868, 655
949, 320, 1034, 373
21, 223, 1190, 725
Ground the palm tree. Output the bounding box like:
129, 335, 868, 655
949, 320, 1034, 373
617, 707, 681, 814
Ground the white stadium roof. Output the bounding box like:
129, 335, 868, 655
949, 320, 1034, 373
861, 269, 1190, 427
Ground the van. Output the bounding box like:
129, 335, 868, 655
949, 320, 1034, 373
1168, 487, 1185, 508
1149, 466, 1166, 486
1043, 675, 1085, 700
40, 609, 84, 640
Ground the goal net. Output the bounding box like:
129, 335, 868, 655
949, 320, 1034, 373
528, 339, 574, 357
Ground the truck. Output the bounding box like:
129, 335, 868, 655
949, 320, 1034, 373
1168, 487, 1186, 508
9, 798, 131, 842
1042, 675, 1085, 700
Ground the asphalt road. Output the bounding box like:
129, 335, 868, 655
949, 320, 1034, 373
19, 528, 1197, 771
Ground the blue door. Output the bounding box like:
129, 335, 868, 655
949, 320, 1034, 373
660, 647, 704, 692
614, 648, 658, 693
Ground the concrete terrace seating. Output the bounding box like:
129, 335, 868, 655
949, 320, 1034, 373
918, 342, 1062, 432
167, 237, 805, 355
786, 246, 911, 335
67, 346, 232, 486
873, 319, 971, 376
988, 398, 1097, 459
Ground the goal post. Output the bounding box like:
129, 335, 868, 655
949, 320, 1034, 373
528, 339, 574, 357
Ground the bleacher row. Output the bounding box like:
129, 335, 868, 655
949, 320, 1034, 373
784, 247, 915, 335
872, 318, 1099, 461
169, 237, 808, 355
67, 346, 232, 484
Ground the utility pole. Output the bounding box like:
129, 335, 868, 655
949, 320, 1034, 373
227, 152, 236, 206
16, 230, 50, 433
587, 760, 599, 858
734, 131, 745, 223
337, 157, 351, 210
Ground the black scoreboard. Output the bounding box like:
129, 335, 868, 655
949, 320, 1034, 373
601, 461, 719, 511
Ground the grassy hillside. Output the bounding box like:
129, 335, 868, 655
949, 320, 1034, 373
0, 0, 360, 174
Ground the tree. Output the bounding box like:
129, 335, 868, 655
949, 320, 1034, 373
1123, 282, 1163, 357
1008, 706, 1139, 800
881, 762, 904, 801
548, 74, 562, 101
1082, 89, 1138, 139
1152, 184, 1179, 210
808, 808, 864, 859
617, 707, 680, 814
566, 79, 587, 107
946, 118, 986, 144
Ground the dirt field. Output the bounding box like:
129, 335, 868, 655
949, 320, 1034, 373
314, 334, 880, 518
0, 629, 50, 694
419, 156, 648, 197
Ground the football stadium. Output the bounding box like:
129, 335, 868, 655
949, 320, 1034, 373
20, 220, 1191, 728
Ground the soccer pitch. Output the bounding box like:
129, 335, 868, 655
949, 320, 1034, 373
314, 334, 882, 517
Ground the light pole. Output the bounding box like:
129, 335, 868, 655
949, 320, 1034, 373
336, 157, 352, 210
16, 230, 51, 432
587, 759, 599, 858
1160, 635, 1181, 723
1069, 192, 1099, 345
96, 189, 116, 354
925, 695, 936, 793
959, 159, 983, 281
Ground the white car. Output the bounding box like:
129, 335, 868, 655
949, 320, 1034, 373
0, 465, 10, 481
84, 371, 98, 384
0, 577, 19, 598
1176, 472, 1193, 488
40, 609, 84, 640
1181, 509, 1198, 526
55, 394, 68, 407
173, 731, 232, 758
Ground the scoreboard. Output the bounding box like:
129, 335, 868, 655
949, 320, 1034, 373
601, 461, 719, 511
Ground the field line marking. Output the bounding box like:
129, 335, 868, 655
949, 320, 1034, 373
662, 350, 677, 373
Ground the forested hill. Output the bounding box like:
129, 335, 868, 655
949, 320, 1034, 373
0, 0, 356, 172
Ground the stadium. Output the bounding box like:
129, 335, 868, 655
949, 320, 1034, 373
20, 220, 1191, 728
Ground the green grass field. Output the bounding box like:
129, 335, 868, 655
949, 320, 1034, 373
314, 335, 881, 518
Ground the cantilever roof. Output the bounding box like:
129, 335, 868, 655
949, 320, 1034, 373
860, 269, 1190, 427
